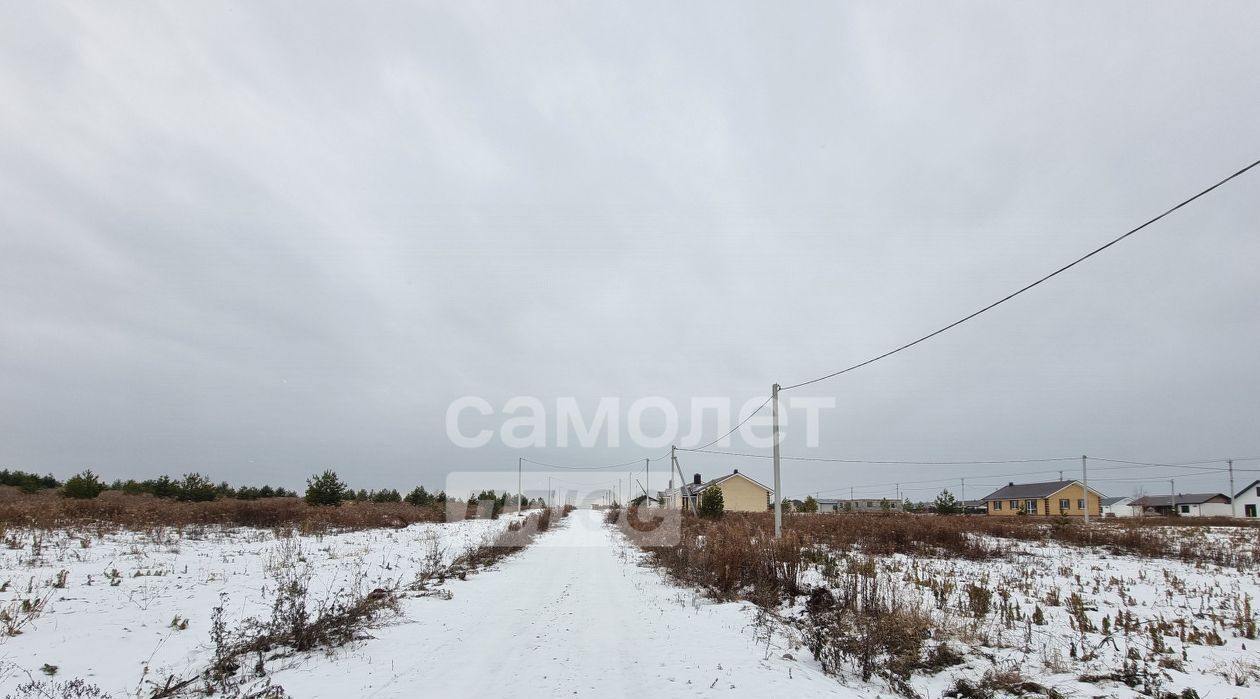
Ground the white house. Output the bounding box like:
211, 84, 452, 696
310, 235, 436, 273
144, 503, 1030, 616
1100, 495, 1135, 517
1234, 479, 1260, 519
1129, 492, 1233, 517
815, 498, 901, 513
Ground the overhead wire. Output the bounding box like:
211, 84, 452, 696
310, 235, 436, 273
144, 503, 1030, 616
520, 454, 668, 471
779, 158, 1260, 392
685, 396, 773, 451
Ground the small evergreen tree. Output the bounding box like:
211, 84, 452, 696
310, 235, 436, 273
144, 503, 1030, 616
405, 485, 433, 506
698, 487, 725, 519
305, 470, 349, 507
62, 470, 105, 499
933, 489, 962, 515
176, 473, 218, 502
801, 496, 819, 513
371, 488, 402, 503
144, 475, 179, 499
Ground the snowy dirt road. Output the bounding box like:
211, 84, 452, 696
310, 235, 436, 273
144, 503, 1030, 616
273, 509, 848, 698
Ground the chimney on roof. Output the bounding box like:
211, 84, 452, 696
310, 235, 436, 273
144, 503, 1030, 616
1008, 482, 1014, 487
693, 473, 701, 485
734, 468, 739, 474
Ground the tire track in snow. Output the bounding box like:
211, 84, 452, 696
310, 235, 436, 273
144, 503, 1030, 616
271, 510, 855, 698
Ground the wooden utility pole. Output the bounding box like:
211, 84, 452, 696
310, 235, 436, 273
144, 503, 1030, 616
644, 458, 649, 508
772, 383, 782, 538
1229, 459, 1237, 518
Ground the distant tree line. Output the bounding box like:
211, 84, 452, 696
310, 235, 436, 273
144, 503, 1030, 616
4, 468, 458, 511
5, 467, 537, 516
0, 469, 61, 493
105, 473, 298, 501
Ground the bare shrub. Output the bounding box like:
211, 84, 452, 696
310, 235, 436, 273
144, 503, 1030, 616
642, 514, 804, 605
450, 511, 549, 574
803, 571, 933, 695
202, 556, 398, 692
948, 664, 1065, 699
4, 678, 112, 698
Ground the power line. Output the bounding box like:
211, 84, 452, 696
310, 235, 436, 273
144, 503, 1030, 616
679, 447, 1077, 465
779, 158, 1260, 392
520, 454, 667, 471
688, 395, 772, 451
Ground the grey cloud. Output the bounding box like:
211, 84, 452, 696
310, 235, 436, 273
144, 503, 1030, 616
1, 1, 1258, 499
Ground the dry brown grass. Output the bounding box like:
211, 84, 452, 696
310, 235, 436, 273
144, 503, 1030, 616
669, 511, 1258, 566
625, 511, 1258, 696
0, 490, 447, 532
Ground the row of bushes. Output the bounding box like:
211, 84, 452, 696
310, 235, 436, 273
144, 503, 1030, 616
0, 490, 449, 531
50, 469, 457, 511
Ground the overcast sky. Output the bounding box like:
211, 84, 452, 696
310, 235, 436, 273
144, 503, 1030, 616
2, 1, 1258, 501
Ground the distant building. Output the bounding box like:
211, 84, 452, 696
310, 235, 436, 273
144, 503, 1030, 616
1099, 496, 1135, 517
665, 470, 771, 513
980, 480, 1103, 518
1129, 493, 1232, 517
1234, 480, 1260, 518
814, 498, 901, 513
961, 500, 987, 515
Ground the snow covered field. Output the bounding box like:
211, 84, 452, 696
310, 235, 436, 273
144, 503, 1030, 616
785, 532, 1260, 697
0, 516, 511, 695
1, 510, 1256, 698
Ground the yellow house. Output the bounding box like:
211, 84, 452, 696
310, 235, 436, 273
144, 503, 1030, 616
668, 470, 772, 513
981, 480, 1103, 518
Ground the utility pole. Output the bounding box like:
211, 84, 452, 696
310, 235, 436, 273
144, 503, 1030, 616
1082, 455, 1090, 524
547, 476, 552, 509
670, 444, 686, 512
772, 383, 783, 539
1229, 459, 1237, 518
517, 457, 523, 514
641, 457, 650, 508
1170, 479, 1176, 518
961, 478, 966, 515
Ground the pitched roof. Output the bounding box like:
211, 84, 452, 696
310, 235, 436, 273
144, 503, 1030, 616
981, 480, 1099, 501
1130, 493, 1230, 507
677, 470, 772, 496
1234, 479, 1260, 499
1099, 496, 1131, 506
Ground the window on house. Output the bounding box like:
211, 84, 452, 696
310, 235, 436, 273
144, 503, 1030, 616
1059, 498, 1070, 511
1009, 500, 1018, 510
1025, 499, 1037, 514
1255, 486, 1259, 497
1077, 498, 1085, 510
1180, 505, 1190, 513
993, 500, 1002, 511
